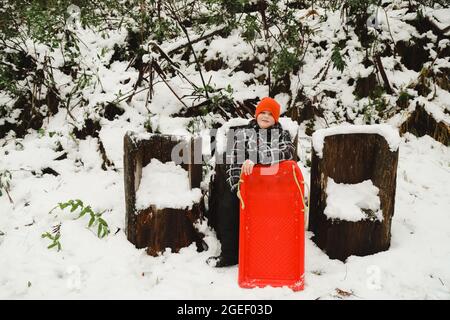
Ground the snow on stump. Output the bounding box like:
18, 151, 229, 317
309, 125, 400, 261
123, 132, 204, 256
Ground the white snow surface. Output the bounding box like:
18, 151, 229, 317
1, 3, 450, 300
1, 129, 449, 299
427, 8, 450, 35
135, 159, 202, 210
312, 124, 401, 158
324, 178, 383, 222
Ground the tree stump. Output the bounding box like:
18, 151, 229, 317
123, 132, 205, 255
400, 102, 450, 146
309, 125, 400, 261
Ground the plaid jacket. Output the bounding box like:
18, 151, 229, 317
225, 119, 295, 192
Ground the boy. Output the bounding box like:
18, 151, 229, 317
208, 97, 296, 267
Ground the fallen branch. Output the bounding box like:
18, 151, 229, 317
374, 54, 393, 94
98, 137, 116, 171
167, 27, 228, 55
150, 42, 198, 89
165, 1, 210, 99
152, 60, 190, 110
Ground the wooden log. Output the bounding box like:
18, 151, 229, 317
124, 132, 204, 252
136, 203, 205, 256
309, 129, 399, 261
400, 102, 450, 146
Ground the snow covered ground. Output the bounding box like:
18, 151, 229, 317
1, 2, 449, 300
0, 116, 449, 299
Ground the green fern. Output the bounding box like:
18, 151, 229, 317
52, 199, 110, 238
43, 199, 110, 251
331, 44, 346, 73
41, 232, 61, 251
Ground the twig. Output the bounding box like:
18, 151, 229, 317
150, 42, 198, 89
236, 101, 255, 118
167, 27, 228, 55
4, 188, 14, 204
152, 60, 190, 110
382, 7, 397, 58
374, 54, 393, 94
258, 0, 271, 95
165, 1, 210, 99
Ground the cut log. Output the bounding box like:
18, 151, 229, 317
400, 102, 450, 146
309, 125, 400, 261
123, 132, 204, 254
135, 203, 205, 256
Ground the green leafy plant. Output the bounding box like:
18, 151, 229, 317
306, 158, 312, 168
361, 103, 375, 124
187, 117, 204, 134
188, 81, 235, 118
43, 199, 110, 251
241, 14, 260, 43
361, 93, 389, 124
305, 119, 315, 136
331, 44, 346, 73
397, 90, 412, 109
271, 47, 303, 82
37, 128, 47, 138
51, 199, 110, 238
41, 226, 62, 251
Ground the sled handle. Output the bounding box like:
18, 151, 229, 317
292, 165, 310, 227
237, 170, 245, 210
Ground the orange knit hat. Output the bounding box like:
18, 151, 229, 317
255, 97, 281, 123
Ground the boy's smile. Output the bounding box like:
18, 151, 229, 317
257, 111, 276, 129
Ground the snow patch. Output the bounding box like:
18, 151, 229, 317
135, 159, 202, 211
324, 178, 383, 222
312, 124, 401, 158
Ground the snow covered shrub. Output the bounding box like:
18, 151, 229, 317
341, 0, 379, 47
187, 117, 204, 134
412, 0, 449, 8
0, 0, 140, 137
0, 169, 12, 200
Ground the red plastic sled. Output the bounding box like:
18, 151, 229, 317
238, 160, 305, 291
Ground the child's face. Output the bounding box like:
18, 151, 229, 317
257, 111, 276, 129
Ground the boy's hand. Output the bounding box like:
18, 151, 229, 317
242, 159, 255, 175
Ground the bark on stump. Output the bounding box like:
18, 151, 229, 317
309, 132, 399, 261
400, 102, 450, 146
123, 132, 204, 256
